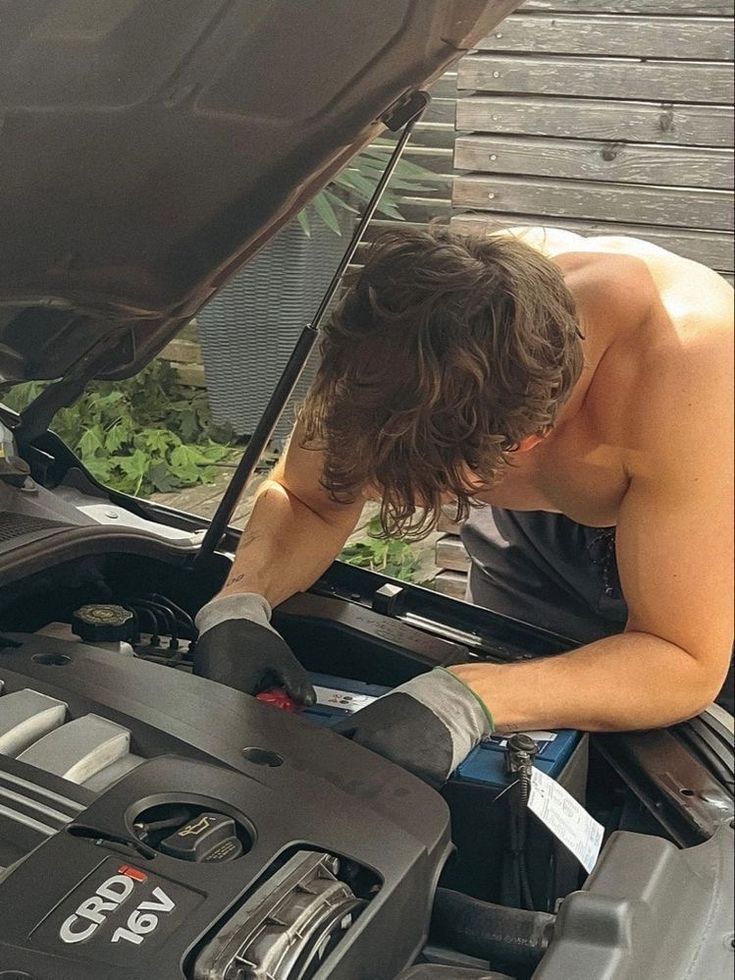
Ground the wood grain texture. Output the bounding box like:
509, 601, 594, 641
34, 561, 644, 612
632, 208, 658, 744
476, 14, 733, 60
422, 98, 457, 126
436, 535, 471, 573
453, 174, 733, 231
427, 71, 458, 101
431, 569, 469, 600
411, 120, 457, 150
524, 0, 731, 13
449, 211, 734, 270
388, 196, 452, 224
456, 96, 733, 148
458, 55, 734, 104
454, 134, 733, 189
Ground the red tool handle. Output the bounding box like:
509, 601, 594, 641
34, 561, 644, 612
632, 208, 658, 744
256, 689, 299, 712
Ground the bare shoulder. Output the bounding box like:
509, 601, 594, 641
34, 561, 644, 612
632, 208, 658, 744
493, 224, 589, 257
494, 224, 674, 260
623, 310, 733, 474
495, 225, 733, 317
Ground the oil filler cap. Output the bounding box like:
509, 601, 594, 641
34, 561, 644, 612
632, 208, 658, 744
72, 604, 135, 643
159, 811, 243, 863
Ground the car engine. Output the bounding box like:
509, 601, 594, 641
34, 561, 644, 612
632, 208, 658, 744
0, 475, 731, 980
0, 623, 451, 980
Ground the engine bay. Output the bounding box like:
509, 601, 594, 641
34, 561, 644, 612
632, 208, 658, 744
0, 623, 451, 980
0, 498, 733, 980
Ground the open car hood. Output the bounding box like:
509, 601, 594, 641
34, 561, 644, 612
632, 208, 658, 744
0, 0, 516, 391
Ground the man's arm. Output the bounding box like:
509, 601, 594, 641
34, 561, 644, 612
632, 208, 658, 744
192, 422, 365, 701
221, 421, 365, 607
451, 328, 734, 732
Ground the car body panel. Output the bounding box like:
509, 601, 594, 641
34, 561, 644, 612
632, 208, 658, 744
0, 0, 517, 385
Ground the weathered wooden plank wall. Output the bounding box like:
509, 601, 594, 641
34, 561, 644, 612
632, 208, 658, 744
451, 2, 735, 283
434, 1, 734, 596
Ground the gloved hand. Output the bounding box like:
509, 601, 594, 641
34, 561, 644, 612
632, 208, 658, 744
192, 593, 315, 704
334, 667, 494, 787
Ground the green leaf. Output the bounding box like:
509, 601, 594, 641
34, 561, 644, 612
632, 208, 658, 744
297, 209, 311, 237
340, 515, 421, 583
177, 407, 200, 444
378, 177, 435, 192
104, 419, 133, 453
78, 425, 106, 459
197, 441, 231, 462
374, 200, 405, 220
313, 192, 342, 235
84, 456, 113, 484
0, 380, 45, 413
117, 449, 150, 482
323, 189, 358, 215
148, 461, 181, 493
335, 170, 376, 199
94, 391, 125, 416
168, 443, 215, 484
141, 427, 179, 456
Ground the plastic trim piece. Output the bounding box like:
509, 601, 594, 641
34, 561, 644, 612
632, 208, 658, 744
0, 689, 67, 755
536, 822, 734, 980
17, 713, 131, 784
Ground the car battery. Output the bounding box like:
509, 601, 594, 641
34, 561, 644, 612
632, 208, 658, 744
305, 673, 580, 784
303, 673, 589, 905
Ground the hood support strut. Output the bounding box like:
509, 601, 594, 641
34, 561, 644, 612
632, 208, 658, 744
196, 91, 430, 565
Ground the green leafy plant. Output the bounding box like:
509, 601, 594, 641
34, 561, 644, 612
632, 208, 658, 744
0, 361, 235, 496
298, 141, 435, 237
340, 516, 421, 582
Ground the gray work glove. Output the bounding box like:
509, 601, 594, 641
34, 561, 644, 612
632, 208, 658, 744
334, 667, 494, 787
192, 593, 315, 705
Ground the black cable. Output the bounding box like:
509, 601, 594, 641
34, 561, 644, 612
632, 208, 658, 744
148, 593, 197, 639
67, 823, 156, 861
127, 607, 141, 644
517, 768, 536, 910
505, 734, 540, 911
131, 598, 178, 648
519, 850, 535, 912
125, 604, 159, 645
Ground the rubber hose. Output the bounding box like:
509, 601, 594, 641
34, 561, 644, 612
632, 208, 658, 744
430, 888, 555, 974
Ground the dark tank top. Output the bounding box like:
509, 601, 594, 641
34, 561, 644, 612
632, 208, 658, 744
462, 505, 734, 713
461, 505, 627, 645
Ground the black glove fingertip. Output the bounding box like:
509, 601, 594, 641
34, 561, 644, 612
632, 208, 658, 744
290, 679, 316, 707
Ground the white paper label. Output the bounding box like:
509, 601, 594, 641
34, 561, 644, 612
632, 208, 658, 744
528, 767, 604, 874
313, 686, 378, 712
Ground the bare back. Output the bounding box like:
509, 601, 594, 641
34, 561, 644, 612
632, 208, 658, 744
474, 226, 734, 527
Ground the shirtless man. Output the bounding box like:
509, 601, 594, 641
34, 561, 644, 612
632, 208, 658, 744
193, 225, 734, 786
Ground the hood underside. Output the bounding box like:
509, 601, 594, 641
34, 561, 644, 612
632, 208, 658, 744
0, 0, 517, 388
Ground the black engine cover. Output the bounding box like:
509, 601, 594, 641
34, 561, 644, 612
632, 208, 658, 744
0, 633, 451, 980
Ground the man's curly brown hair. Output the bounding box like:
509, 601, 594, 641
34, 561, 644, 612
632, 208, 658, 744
299, 226, 583, 539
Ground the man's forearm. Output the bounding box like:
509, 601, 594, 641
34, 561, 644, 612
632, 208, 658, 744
220, 479, 360, 608
450, 631, 725, 733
